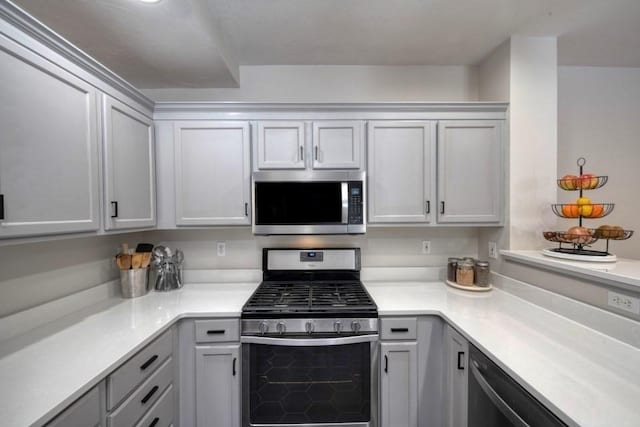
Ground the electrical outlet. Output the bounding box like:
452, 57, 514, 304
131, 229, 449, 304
422, 241, 431, 254
608, 291, 640, 314
216, 242, 226, 257
488, 241, 498, 259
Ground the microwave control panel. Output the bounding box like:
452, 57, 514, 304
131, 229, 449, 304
348, 182, 364, 224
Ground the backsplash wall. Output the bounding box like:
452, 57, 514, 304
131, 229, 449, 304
153, 227, 480, 270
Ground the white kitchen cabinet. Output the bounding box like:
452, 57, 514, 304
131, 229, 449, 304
46, 384, 104, 427
256, 121, 306, 169
0, 34, 100, 238
446, 325, 468, 427
195, 344, 240, 427
380, 341, 418, 427
102, 95, 155, 230
174, 121, 251, 226
367, 121, 436, 224
437, 120, 503, 224
312, 120, 363, 169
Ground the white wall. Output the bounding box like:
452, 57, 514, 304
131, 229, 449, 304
143, 65, 479, 102
558, 66, 640, 260
476, 40, 511, 102
0, 232, 150, 317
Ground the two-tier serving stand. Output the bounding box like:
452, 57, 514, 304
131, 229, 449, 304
542, 157, 633, 262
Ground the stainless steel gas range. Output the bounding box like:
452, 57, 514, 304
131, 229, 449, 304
241, 248, 379, 427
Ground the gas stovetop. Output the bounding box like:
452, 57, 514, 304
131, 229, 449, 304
242, 280, 377, 317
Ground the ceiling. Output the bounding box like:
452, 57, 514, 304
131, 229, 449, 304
12, 0, 640, 89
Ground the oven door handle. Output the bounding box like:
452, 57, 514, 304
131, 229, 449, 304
241, 334, 379, 346
470, 359, 530, 427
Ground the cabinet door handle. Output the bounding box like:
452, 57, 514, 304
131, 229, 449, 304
232, 357, 237, 376
244, 202, 248, 216
140, 354, 158, 371
390, 328, 409, 333
457, 351, 465, 370
440, 201, 445, 214
111, 201, 118, 218
207, 329, 225, 335
300, 146, 304, 161
315, 146, 319, 161
426, 200, 430, 214
0, 194, 4, 220
141, 385, 159, 404
148, 417, 160, 427
384, 355, 388, 373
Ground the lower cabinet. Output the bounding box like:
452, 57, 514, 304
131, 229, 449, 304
195, 344, 241, 427
446, 325, 469, 427
46, 383, 104, 427
380, 342, 418, 427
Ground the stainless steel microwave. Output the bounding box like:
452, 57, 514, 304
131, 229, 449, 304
252, 170, 366, 235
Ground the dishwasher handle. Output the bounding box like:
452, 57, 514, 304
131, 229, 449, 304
470, 359, 530, 427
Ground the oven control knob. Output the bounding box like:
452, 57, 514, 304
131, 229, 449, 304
305, 321, 315, 335
351, 320, 361, 333
333, 320, 343, 334
259, 321, 269, 335
276, 321, 286, 335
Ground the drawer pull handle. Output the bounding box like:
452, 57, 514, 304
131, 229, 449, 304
111, 201, 118, 218
233, 357, 237, 376
140, 354, 158, 371
457, 351, 465, 370
207, 329, 226, 335
141, 385, 159, 404
0, 194, 4, 220
426, 200, 430, 214
440, 201, 445, 214
148, 417, 160, 427
384, 355, 388, 373
390, 327, 409, 333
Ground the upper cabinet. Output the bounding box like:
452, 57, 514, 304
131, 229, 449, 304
312, 121, 363, 169
367, 121, 436, 224
0, 35, 100, 238
174, 121, 251, 226
102, 95, 155, 230
437, 121, 503, 224
254, 120, 365, 171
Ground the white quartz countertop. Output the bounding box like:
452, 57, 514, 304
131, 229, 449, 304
1, 279, 639, 427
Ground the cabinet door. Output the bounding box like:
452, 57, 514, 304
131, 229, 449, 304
380, 342, 418, 427
367, 121, 435, 223
0, 35, 99, 238
47, 384, 102, 427
312, 121, 363, 169
195, 344, 240, 427
103, 95, 155, 230
256, 121, 305, 169
437, 121, 503, 223
446, 326, 468, 427
174, 121, 251, 226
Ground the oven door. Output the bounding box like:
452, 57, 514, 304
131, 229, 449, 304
242, 335, 379, 427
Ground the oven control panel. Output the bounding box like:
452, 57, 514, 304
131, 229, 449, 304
348, 182, 364, 224
242, 318, 378, 336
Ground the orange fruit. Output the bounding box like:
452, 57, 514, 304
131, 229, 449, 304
562, 204, 579, 218
590, 204, 604, 218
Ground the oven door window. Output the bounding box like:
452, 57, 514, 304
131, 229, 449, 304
255, 182, 343, 225
248, 343, 371, 424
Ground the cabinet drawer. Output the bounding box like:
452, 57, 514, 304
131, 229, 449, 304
108, 358, 173, 427
47, 385, 101, 427
135, 384, 174, 427
108, 329, 173, 409
380, 317, 418, 340
195, 319, 240, 343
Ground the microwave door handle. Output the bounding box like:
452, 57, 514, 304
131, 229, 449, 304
341, 182, 349, 224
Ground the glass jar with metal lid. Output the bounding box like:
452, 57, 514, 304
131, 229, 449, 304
475, 261, 490, 287
447, 258, 460, 282
456, 259, 475, 286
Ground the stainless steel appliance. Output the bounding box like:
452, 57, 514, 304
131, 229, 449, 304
241, 248, 378, 427
252, 171, 365, 235
468, 344, 568, 427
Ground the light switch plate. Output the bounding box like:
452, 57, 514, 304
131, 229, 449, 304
422, 241, 431, 254
488, 241, 498, 259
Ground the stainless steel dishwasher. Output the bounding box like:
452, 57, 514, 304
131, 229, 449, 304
468, 344, 568, 427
